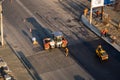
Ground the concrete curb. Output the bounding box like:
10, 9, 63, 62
81, 15, 120, 52
5, 41, 35, 80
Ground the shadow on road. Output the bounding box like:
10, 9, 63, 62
22, 30, 32, 43
26, 17, 53, 47
68, 37, 120, 80
74, 75, 84, 80
58, 0, 88, 19
17, 51, 42, 80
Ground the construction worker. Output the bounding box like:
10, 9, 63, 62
101, 28, 108, 37
111, 36, 117, 44
84, 8, 88, 17
95, 10, 101, 17
65, 47, 69, 57
97, 45, 103, 52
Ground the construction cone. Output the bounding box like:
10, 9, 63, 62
29, 28, 32, 33
33, 40, 38, 45
32, 37, 38, 45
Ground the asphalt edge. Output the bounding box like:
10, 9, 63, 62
81, 15, 120, 52
5, 40, 37, 80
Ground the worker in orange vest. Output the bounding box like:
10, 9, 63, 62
65, 47, 69, 57
84, 8, 88, 17
101, 28, 108, 37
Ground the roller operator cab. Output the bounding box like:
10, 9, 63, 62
52, 32, 68, 48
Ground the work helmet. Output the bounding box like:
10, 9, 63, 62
98, 45, 102, 48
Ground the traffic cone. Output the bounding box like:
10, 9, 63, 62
29, 28, 32, 33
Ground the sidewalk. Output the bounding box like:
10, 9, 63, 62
0, 45, 33, 80
81, 7, 120, 52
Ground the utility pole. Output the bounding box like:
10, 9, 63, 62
10, 0, 12, 3
90, 0, 93, 24
0, 0, 4, 46
101, 6, 104, 20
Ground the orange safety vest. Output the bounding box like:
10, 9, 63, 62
101, 29, 108, 34
96, 11, 101, 16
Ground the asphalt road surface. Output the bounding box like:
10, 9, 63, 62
2, 0, 120, 80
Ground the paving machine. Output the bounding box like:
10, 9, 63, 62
96, 47, 108, 61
